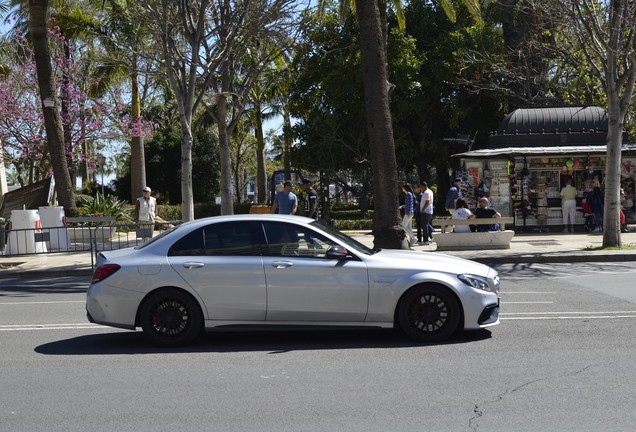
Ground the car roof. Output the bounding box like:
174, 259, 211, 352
181, 214, 314, 229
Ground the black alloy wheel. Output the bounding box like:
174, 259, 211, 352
398, 285, 461, 342
139, 289, 203, 347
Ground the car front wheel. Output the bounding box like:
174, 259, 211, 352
139, 289, 203, 347
397, 285, 461, 342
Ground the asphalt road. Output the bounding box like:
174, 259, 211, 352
1, 264, 636, 432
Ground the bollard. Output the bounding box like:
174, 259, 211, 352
0, 217, 5, 252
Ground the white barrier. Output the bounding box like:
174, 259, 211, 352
6, 209, 48, 254
39, 206, 70, 250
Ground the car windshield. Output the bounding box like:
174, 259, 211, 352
310, 220, 374, 255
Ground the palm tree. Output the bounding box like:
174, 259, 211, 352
61, 0, 154, 202
247, 51, 291, 204
27, 0, 77, 216
93, 0, 153, 203
354, 0, 402, 247
331, 0, 482, 248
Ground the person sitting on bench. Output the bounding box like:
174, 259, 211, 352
470, 197, 501, 232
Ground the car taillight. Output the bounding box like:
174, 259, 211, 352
91, 264, 121, 283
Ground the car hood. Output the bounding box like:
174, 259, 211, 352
370, 249, 493, 277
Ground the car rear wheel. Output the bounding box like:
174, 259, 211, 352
139, 289, 203, 347
397, 285, 461, 342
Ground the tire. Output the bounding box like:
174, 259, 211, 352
139, 289, 203, 347
397, 285, 461, 342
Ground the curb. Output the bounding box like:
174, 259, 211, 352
2, 253, 636, 280
471, 254, 636, 265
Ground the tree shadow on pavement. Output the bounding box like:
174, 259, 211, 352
35, 328, 492, 356
0, 276, 88, 296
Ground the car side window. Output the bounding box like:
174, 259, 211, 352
169, 222, 260, 256
262, 222, 336, 258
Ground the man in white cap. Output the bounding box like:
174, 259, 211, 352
135, 186, 156, 241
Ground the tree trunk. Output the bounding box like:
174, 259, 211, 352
171, 88, 194, 221
603, 108, 622, 247
218, 72, 234, 216
178, 116, 194, 221
601, 1, 633, 248
28, 0, 77, 216
254, 100, 267, 204
283, 110, 292, 180
130, 54, 146, 203
603, 68, 623, 247
355, 0, 403, 249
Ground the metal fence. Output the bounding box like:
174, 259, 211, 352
0, 217, 177, 266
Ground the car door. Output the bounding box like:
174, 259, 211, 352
168, 221, 266, 321
261, 221, 369, 322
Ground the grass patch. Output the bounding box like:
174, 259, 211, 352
584, 243, 636, 251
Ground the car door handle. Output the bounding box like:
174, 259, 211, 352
183, 262, 205, 269
271, 261, 293, 269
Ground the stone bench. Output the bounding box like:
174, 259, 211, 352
431, 217, 515, 251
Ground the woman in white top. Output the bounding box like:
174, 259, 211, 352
451, 198, 473, 233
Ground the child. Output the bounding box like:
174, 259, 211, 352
582, 195, 594, 232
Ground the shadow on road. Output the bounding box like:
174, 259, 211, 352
35, 328, 492, 356
0, 276, 88, 296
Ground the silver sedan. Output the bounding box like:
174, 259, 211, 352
86, 214, 500, 346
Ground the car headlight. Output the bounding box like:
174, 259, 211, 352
458, 274, 493, 292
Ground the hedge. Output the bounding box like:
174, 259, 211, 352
331, 209, 374, 220
332, 219, 373, 230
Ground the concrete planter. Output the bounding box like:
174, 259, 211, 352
67, 226, 117, 243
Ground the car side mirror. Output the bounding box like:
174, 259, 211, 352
326, 245, 351, 260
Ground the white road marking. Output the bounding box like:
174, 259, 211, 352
0, 323, 103, 331
502, 301, 554, 304
502, 311, 636, 315
0, 301, 85, 305
501, 310, 636, 320
502, 315, 636, 320
502, 292, 557, 294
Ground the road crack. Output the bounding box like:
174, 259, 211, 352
468, 364, 596, 431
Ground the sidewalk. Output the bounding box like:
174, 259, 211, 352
1, 231, 635, 279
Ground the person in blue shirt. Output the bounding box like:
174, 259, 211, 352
271, 181, 298, 215
445, 177, 463, 213
400, 183, 416, 246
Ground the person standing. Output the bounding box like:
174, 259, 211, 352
588, 180, 604, 232
301, 178, 318, 220
581, 194, 594, 232
420, 181, 434, 244
560, 178, 577, 233
271, 181, 298, 215
414, 182, 424, 243
445, 178, 463, 213
400, 183, 416, 246
135, 186, 157, 241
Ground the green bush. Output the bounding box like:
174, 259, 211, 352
330, 202, 361, 212
331, 209, 374, 220
157, 205, 182, 222
332, 219, 373, 230
77, 192, 133, 223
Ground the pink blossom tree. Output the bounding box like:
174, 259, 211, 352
0, 26, 152, 191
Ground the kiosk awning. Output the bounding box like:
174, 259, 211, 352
453, 145, 636, 158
